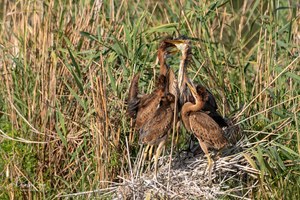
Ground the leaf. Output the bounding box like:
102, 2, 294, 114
106, 64, 117, 93
65, 81, 87, 112
80, 31, 98, 41
268, 146, 286, 171
243, 152, 258, 170
67, 47, 82, 79
124, 25, 132, 54
275, 66, 300, 82
64, 48, 84, 94
55, 111, 67, 148
256, 147, 266, 171
145, 23, 178, 34
275, 142, 299, 157
111, 35, 128, 57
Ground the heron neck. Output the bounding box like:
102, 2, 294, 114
181, 101, 205, 116
178, 50, 189, 90
181, 102, 199, 132
158, 50, 168, 76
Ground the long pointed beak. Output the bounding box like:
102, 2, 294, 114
164, 39, 186, 45
166, 46, 180, 55
164, 39, 187, 51
186, 82, 197, 98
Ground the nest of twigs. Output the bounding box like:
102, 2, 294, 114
113, 137, 259, 200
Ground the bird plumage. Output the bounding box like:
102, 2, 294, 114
127, 74, 167, 129
181, 83, 228, 183
165, 38, 228, 128
189, 112, 228, 150
139, 93, 175, 145
181, 85, 228, 150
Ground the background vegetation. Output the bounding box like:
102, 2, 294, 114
0, 0, 299, 199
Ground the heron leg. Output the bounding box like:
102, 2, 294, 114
149, 145, 154, 161
143, 145, 150, 160
154, 140, 166, 180
139, 146, 146, 176
198, 139, 213, 184
142, 144, 150, 171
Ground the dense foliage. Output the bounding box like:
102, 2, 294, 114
0, 0, 299, 199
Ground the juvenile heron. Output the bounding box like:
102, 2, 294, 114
181, 82, 229, 183
127, 74, 167, 129
166, 38, 228, 128
127, 38, 179, 179
126, 38, 178, 127
139, 93, 175, 179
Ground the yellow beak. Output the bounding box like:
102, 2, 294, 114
164, 39, 188, 51
166, 47, 180, 55
186, 81, 197, 97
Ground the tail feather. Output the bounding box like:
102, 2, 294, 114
127, 73, 140, 118
128, 73, 140, 101
127, 98, 140, 118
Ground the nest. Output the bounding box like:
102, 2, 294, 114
113, 137, 260, 200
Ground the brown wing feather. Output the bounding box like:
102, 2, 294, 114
189, 112, 228, 150
135, 91, 163, 129
127, 73, 140, 118
127, 98, 140, 118
139, 106, 173, 145
127, 74, 164, 119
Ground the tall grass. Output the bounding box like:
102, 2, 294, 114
0, 0, 299, 199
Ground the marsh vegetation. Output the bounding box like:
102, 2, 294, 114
0, 0, 299, 199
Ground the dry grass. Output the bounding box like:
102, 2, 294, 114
113, 137, 255, 199
0, 0, 299, 199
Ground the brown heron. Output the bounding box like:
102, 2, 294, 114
127, 74, 167, 129
157, 38, 180, 98
127, 38, 178, 123
127, 37, 177, 121
181, 82, 229, 183
141, 39, 180, 177
126, 38, 179, 179
139, 93, 175, 179
166, 39, 228, 128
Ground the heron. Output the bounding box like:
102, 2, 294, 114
181, 82, 229, 183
